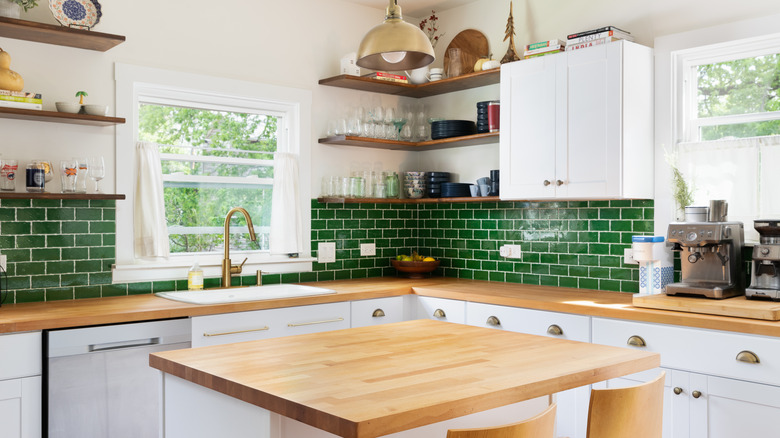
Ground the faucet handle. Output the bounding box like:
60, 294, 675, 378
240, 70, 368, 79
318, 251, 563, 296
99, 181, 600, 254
229, 257, 249, 275
238, 257, 248, 268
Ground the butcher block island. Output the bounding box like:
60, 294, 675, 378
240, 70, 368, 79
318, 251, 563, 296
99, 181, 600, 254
150, 319, 659, 438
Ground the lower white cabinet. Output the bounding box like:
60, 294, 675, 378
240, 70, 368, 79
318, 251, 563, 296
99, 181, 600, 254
0, 332, 42, 438
411, 296, 466, 324
351, 296, 407, 327
191, 302, 351, 347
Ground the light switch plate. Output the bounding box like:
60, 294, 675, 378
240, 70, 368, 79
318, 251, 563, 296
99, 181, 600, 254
0, 254, 6, 271
500, 245, 522, 259
360, 243, 376, 256
318, 242, 336, 263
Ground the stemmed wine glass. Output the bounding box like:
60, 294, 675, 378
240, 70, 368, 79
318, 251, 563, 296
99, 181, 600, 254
88, 156, 105, 193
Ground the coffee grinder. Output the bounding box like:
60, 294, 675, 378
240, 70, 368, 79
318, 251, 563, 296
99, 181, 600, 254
746, 220, 780, 301
666, 200, 745, 299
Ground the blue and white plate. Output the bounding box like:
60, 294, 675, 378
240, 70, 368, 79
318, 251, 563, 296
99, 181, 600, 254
49, 0, 102, 30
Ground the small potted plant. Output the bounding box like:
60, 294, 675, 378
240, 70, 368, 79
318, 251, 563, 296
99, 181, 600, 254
0, 0, 37, 19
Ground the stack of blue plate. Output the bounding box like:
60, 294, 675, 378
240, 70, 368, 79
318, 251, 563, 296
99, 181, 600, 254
441, 182, 472, 198
431, 120, 477, 140
425, 172, 450, 198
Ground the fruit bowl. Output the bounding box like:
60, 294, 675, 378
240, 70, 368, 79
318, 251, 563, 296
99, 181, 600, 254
391, 259, 440, 278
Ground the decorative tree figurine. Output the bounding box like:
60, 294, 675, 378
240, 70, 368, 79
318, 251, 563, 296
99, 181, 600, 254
76, 90, 88, 104
501, 1, 520, 64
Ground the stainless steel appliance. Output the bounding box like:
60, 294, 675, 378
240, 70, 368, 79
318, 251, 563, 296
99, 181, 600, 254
746, 219, 780, 301
45, 319, 190, 438
666, 201, 745, 299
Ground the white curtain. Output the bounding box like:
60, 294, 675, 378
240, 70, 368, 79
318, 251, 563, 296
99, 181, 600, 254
270, 152, 303, 255
133, 142, 170, 260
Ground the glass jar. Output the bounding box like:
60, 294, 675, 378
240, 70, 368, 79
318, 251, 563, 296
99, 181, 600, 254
385, 172, 399, 199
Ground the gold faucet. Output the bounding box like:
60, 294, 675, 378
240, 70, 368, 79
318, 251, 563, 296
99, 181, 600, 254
221, 207, 257, 288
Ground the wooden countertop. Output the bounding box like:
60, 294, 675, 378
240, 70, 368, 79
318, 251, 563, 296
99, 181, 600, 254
149, 319, 660, 438
3, 277, 780, 337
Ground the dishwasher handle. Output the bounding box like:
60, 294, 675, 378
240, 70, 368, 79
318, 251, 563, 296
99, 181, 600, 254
88, 337, 161, 352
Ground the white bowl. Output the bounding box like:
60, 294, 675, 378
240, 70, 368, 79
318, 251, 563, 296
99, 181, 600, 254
83, 104, 108, 116
55, 102, 80, 114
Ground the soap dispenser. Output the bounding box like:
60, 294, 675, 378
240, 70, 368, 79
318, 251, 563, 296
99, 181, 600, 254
188, 262, 204, 291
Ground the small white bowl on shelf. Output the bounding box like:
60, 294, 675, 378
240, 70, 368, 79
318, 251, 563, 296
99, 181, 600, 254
83, 104, 108, 116
55, 102, 80, 113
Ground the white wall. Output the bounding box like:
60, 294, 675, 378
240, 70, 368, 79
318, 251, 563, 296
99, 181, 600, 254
1, 0, 778, 197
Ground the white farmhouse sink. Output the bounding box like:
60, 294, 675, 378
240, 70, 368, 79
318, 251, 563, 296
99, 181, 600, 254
155, 284, 336, 305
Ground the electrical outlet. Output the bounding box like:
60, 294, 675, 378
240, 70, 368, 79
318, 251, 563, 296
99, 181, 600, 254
0, 254, 6, 271
624, 248, 638, 265
318, 242, 336, 263
499, 245, 522, 259
360, 243, 376, 256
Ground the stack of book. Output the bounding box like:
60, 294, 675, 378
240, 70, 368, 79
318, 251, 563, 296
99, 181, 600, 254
566, 26, 634, 52
523, 39, 565, 59
0, 90, 43, 110
363, 72, 408, 84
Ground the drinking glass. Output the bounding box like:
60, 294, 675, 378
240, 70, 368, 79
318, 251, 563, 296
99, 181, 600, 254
0, 159, 17, 191
89, 156, 105, 193
60, 160, 78, 193
73, 157, 88, 193
447, 47, 464, 77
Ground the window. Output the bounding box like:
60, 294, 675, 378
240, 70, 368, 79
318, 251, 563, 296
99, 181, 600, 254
114, 64, 313, 283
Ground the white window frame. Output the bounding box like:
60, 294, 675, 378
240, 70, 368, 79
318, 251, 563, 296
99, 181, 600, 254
113, 63, 313, 283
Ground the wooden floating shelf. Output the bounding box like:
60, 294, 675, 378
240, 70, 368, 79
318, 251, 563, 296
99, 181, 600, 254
317, 196, 500, 204
0, 16, 125, 51
0, 107, 125, 126
318, 69, 500, 98
0, 192, 125, 200
319, 132, 499, 151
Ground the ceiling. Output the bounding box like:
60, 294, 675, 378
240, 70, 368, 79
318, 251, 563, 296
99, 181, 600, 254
342, 0, 477, 18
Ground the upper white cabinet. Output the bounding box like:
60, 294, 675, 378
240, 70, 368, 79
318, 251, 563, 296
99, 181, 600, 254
499, 41, 653, 200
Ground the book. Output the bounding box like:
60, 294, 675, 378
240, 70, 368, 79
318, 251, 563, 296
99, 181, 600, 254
568, 30, 634, 44
523, 49, 564, 60
526, 39, 566, 51
0, 90, 42, 99
523, 44, 565, 56
0, 100, 42, 110
567, 25, 630, 40
363, 72, 409, 83
565, 37, 624, 52
0, 95, 43, 104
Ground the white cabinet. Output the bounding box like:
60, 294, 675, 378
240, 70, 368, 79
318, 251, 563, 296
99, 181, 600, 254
351, 296, 407, 327
191, 302, 351, 347
410, 296, 466, 324
465, 303, 591, 438
0, 332, 42, 438
500, 41, 653, 200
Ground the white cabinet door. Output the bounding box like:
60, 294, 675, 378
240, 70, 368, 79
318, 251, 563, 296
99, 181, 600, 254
705, 376, 780, 438
411, 296, 466, 324
351, 297, 406, 327
0, 332, 41, 438
499, 54, 560, 199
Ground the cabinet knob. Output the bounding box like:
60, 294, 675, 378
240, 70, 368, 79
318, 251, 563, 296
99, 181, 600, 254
372, 308, 386, 318
556, 179, 564, 186
627, 335, 647, 347
692, 390, 703, 399
486, 316, 501, 326
736, 350, 760, 364
433, 308, 446, 318
547, 324, 564, 336
543, 180, 551, 186
673, 387, 683, 395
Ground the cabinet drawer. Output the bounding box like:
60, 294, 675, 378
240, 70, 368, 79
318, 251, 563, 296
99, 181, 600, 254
413, 296, 466, 324
592, 317, 780, 386
0, 332, 41, 380
466, 302, 590, 342
275, 302, 351, 337
351, 297, 406, 327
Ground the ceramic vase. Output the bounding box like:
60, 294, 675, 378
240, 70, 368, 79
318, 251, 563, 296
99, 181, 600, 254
0, 0, 21, 19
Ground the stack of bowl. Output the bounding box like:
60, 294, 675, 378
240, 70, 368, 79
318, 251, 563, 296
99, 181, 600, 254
404, 171, 426, 199
425, 172, 450, 198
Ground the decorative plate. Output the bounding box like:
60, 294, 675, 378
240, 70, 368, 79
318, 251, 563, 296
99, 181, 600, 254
49, 0, 102, 30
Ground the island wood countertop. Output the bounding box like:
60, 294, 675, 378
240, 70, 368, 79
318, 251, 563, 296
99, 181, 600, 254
149, 319, 660, 438
3, 277, 780, 337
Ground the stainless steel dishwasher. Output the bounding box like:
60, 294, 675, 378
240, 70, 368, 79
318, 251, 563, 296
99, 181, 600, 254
45, 318, 191, 438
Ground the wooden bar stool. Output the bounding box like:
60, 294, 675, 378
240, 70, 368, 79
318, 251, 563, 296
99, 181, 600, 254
586, 371, 665, 438
446, 403, 557, 438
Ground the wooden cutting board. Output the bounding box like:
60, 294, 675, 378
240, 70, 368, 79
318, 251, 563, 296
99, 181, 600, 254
443, 29, 489, 77
633, 294, 780, 320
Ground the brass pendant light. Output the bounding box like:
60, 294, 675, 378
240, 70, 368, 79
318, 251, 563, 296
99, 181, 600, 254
356, 0, 435, 71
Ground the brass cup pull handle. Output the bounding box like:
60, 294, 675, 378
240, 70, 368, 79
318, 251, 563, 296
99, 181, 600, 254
486, 316, 501, 326
433, 309, 446, 318
673, 387, 683, 395
627, 335, 647, 347
692, 390, 702, 399
736, 350, 760, 364
547, 324, 563, 336
372, 308, 386, 318
556, 180, 564, 186
543, 180, 551, 186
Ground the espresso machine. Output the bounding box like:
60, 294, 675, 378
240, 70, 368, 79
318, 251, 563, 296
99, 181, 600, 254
666, 200, 745, 299
746, 220, 780, 301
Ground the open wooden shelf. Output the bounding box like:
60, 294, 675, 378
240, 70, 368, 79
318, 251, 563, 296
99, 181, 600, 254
0, 107, 125, 126
317, 196, 499, 204
0, 16, 125, 51
319, 132, 499, 151
0, 192, 125, 200
318, 69, 500, 98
